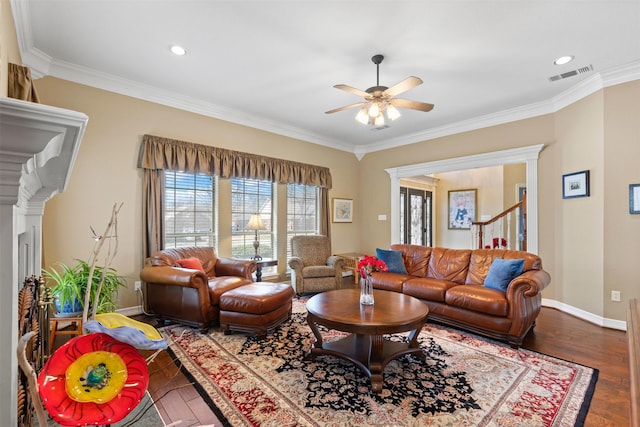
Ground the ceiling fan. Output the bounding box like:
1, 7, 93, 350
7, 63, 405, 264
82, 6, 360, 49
325, 54, 434, 127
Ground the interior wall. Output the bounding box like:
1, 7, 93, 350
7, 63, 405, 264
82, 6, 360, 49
35, 77, 360, 310
359, 115, 555, 254
603, 80, 640, 320
434, 166, 504, 249
0, 0, 22, 97
553, 92, 605, 317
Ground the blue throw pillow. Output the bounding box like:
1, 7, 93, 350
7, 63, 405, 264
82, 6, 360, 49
375, 248, 408, 274
484, 258, 525, 291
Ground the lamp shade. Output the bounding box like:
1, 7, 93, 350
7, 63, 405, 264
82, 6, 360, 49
247, 213, 264, 230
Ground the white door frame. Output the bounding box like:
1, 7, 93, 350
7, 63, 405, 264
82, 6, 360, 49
385, 144, 545, 254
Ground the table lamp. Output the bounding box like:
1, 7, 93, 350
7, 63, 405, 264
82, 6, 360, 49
246, 213, 264, 260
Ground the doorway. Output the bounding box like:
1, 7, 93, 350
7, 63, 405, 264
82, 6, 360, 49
400, 187, 433, 246
385, 144, 544, 253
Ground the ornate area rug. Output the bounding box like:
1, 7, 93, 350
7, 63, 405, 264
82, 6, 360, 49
161, 299, 597, 426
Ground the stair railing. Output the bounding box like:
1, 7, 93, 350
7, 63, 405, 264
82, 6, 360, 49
472, 191, 526, 251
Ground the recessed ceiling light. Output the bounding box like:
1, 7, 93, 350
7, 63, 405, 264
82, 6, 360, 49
554, 55, 574, 65
170, 45, 186, 56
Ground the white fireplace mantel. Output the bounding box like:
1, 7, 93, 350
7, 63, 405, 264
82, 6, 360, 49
0, 96, 88, 426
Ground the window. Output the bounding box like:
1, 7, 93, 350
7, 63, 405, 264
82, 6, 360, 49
164, 171, 215, 248
286, 184, 319, 264
231, 178, 274, 264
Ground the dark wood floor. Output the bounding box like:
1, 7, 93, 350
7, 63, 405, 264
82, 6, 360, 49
133, 280, 629, 426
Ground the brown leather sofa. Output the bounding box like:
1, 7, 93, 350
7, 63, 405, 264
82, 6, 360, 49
370, 245, 551, 347
140, 246, 256, 332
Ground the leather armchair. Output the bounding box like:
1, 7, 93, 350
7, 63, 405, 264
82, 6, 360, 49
288, 235, 344, 295
140, 246, 256, 332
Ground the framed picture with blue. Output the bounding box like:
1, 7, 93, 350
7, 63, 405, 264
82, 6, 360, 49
562, 170, 590, 199
448, 189, 476, 229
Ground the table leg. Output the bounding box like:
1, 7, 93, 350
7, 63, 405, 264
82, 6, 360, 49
255, 265, 263, 282
369, 334, 384, 393
305, 314, 324, 359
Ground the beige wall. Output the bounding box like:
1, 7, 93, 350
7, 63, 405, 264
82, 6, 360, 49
434, 166, 504, 249
603, 81, 640, 320
0, 0, 22, 97
35, 77, 360, 309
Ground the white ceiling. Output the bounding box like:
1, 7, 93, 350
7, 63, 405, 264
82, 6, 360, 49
11, 1, 640, 156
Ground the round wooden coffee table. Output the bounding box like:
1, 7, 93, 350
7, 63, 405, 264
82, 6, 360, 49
305, 288, 429, 393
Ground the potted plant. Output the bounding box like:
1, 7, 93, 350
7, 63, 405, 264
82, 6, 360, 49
43, 259, 126, 317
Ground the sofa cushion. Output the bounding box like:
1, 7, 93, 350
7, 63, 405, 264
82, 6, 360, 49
390, 244, 431, 276
376, 248, 408, 274
207, 277, 253, 305
427, 247, 471, 283
302, 265, 335, 278
484, 258, 524, 291
445, 285, 508, 317
370, 271, 409, 292
176, 257, 205, 272
403, 277, 459, 302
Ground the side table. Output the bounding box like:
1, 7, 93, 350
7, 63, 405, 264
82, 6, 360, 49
49, 316, 83, 353
254, 258, 278, 281
335, 252, 365, 284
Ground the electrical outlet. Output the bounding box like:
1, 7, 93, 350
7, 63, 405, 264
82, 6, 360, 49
134, 281, 142, 291
611, 290, 621, 302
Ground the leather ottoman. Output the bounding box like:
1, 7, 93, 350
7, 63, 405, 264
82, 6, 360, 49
219, 282, 294, 339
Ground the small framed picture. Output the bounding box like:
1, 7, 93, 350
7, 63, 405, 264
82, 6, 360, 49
630, 184, 640, 214
562, 170, 590, 199
448, 189, 477, 229
332, 198, 353, 223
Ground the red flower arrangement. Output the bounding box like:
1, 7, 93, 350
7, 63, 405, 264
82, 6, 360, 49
357, 255, 388, 279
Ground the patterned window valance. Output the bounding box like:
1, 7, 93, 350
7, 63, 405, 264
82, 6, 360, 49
139, 134, 332, 189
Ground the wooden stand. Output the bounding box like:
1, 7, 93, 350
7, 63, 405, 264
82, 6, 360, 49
49, 316, 83, 353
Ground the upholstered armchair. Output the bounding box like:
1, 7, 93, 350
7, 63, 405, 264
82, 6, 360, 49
288, 235, 344, 295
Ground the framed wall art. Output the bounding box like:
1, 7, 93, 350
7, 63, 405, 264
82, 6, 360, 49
448, 189, 476, 229
562, 170, 590, 199
630, 184, 640, 214
332, 198, 353, 223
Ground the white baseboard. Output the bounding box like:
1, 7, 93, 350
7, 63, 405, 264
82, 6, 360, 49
116, 305, 144, 317
542, 298, 627, 331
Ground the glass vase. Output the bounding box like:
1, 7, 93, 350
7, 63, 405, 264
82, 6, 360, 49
360, 276, 374, 305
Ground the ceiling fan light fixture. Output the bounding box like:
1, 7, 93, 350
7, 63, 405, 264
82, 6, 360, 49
355, 107, 370, 125
373, 114, 385, 127
386, 104, 401, 121
368, 102, 380, 117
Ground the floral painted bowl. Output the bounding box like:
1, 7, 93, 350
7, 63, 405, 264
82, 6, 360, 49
38, 332, 148, 426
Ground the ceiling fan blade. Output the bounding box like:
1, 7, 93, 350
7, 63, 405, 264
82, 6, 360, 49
390, 98, 434, 112
334, 84, 370, 98
325, 101, 367, 114
383, 76, 423, 97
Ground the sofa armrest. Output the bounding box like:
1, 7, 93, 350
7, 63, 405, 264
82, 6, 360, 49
215, 257, 256, 279
140, 265, 208, 289
506, 269, 551, 299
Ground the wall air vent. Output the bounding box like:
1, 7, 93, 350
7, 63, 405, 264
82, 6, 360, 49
548, 64, 594, 82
